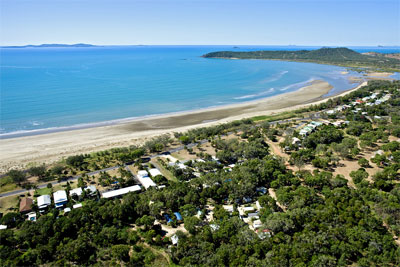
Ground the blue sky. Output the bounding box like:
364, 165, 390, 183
1, 0, 399, 46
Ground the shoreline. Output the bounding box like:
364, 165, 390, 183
0, 80, 367, 172
0, 79, 330, 140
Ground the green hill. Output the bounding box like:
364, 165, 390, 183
203, 47, 400, 71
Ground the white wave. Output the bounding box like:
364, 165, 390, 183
279, 78, 314, 91
1, 65, 41, 69
234, 88, 275, 100
30, 121, 43, 126
259, 70, 289, 84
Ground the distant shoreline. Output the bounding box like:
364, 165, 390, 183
0, 79, 368, 172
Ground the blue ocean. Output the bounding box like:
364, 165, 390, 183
1, 45, 399, 136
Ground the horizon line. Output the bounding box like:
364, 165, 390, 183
2, 43, 400, 47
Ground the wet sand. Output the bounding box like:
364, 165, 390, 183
0, 80, 367, 172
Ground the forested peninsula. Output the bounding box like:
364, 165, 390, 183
203, 47, 400, 72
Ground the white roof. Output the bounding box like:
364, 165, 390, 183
160, 155, 178, 163
171, 234, 179, 245
177, 163, 187, 169
223, 205, 234, 212
243, 207, 255, 212
101, 185, 142, 199
73, 203, 83, 209
69, 188, 83, 197
138, 170, 149, 177
253, 219, 262, 229
137, 176, 156, 189
84, 185, 97, 195
37, 195, 51, 208
149, 168, 162, 177
0, 225, 7, 230
64, 207, 71, 213
27, 212, 37, 222
210, 224, 220, 231
53, 190, 68, 204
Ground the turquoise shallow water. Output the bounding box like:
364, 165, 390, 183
0, 45, 398, 136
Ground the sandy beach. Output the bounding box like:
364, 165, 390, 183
0, 80, 367, 172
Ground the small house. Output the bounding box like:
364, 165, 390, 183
69, 188, 83, 200
291, 137, 301, 146
64, 207, 71, 214
27, 212, 37, 222
137, 170, 156, 190
53, 190, 68, 208
19, 198, 33, 214
223, 205, 234, 214
149, 168, 162, 177
73, 203, 83, 209
256, 187, 267, 195
210, 224, 220, 232
171, 234, 179, 245
253, 219, 263, 229
174, 212, 183, 222
37, 195, 51, 209
164, 214, 173, 223
84, 185, 97, 197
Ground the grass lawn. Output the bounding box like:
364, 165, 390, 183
153, 159, 178, 182
0, 183, 18, 193
0, 195, 19, 214
251, 111, 302, 122
35, 187, 51, 196
0, 176, 20, 193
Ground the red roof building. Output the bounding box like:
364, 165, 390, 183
19, 198, 33, 214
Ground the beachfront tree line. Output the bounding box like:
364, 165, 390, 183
1, 80, 400, 266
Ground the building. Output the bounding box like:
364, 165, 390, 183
64, 207, 71, 214
27, 212, 37, 222
37, 195, 51, 209
137, 170, 156, 189
101, 185, 141, 199
291, 137, 301, 146
256, 201, 262, 210
238, 206, 255, 216
69, 188, 83, 199
149, 168, 162, 177
256, 229, 272, 239
0, 225, 7, 230
253, 219, 263, 229
19, 197, 33, 214
256, 187, 267, 195
84, 185, 97, 197
73, 203, 83, 209
223, 205, 234, 213
174, 212, 183, 221
53, 190, 68, 208
171, 234, 179, 245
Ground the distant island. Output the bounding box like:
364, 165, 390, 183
203, 47, 400, 72
1, 43, 98, 48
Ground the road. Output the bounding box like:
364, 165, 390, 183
0, 112, 322, 198
0, 139, 210, 198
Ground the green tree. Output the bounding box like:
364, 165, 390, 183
7, 170, 26, 185
184, 216, 201, 234
29, 165, 46, 179
358, 158, 370, 168
111, 244, 130, 262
